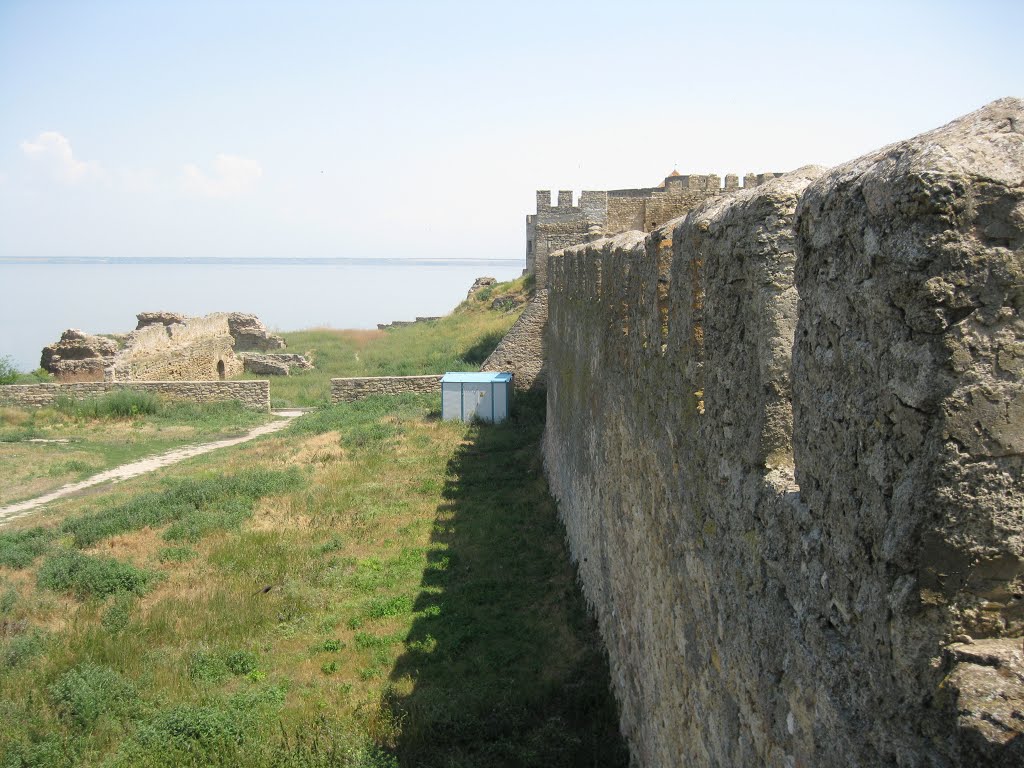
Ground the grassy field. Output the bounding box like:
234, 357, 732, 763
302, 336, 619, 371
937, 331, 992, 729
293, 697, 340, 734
248, 275, 531, 407
0, 391, 627, 767
0, 394, 273, 507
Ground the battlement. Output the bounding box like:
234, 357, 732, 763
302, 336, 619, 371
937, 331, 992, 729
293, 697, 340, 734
528, 170, 785, 281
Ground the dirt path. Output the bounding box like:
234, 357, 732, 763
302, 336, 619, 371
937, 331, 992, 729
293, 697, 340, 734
0, 409, 305, 527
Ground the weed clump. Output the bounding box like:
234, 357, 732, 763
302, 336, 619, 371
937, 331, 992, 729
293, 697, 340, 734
57, 390, 160, 419
0, 527, 53, 569
0, 630, 46, 668
36, 551, 157, 598
49, 663, 138, 728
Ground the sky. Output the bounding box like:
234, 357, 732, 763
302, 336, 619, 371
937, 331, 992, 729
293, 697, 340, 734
0, 0, 1021, 262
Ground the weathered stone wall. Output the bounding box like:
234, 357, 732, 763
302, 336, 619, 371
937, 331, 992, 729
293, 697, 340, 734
108, 313, 243, 381
0, 380, 270, 411
330, 375, 441, 403
542, 99, 1023, 767
481, 290, 548, 390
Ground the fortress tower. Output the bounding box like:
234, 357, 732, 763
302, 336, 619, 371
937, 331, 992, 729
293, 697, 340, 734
526, 171, 783, 285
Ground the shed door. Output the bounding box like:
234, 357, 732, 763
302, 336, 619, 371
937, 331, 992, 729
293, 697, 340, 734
463, 383, 492, 422
442, 383, 462, 421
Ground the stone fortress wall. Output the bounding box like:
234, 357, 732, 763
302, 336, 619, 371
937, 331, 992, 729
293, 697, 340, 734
542, 99, 1024, 766
527, 171, 784, 286
0, 380, 270, 411
499, 173, 783, 391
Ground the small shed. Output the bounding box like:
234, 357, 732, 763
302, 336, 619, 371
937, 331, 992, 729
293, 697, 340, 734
441, 372, 513, 423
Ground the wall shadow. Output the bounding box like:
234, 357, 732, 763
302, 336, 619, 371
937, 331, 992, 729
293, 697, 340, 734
381, 392, 628, 767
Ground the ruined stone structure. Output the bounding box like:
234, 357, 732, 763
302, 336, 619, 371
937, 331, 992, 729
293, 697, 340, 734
526, 171, 783, 285
0, 380, 270, 411
41, 312, 289, 382
542, 99, 1023, 766
242, 353, 313, 377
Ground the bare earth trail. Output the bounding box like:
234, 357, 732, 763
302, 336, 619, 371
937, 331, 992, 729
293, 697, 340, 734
0, 409, 305, 527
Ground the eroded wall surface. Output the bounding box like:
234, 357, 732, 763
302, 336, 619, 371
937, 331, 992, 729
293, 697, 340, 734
542, 99, 1023, 766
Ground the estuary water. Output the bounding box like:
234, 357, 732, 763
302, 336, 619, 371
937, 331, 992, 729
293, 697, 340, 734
0, 257, 524, 372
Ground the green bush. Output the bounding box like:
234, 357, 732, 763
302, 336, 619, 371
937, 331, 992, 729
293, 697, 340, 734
101, 593, 136, 633
37, 551, 157, 598
124, 704, 246, 762
49, 663, 138, 728
0, 527, 53, 569
0, 630, 46, 669
0, 355, 18, 385
224, 650, 258, 676
188, 648, 230, 683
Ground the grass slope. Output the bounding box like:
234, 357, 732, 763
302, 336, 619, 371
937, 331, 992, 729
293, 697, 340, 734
248, 274, 532, 407
0, 391, 627, 767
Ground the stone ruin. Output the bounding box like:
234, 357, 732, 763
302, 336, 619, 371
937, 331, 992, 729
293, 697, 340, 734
41, 311, 312, 382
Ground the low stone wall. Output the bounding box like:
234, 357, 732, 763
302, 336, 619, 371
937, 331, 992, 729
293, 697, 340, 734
330, 375, 441, 403
0, 380, 271, 411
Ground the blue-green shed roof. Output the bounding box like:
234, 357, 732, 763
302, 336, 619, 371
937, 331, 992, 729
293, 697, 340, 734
441, 372, 513, 383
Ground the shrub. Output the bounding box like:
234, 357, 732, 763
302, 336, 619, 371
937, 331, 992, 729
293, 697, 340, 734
0, 630, 45, 668
224, 650, 258, 676
49, 663, 137, 727
37, 551, 157, 598
187, 648, 228, 683
0, 355, 18, 385
0, 527, 53, 569
127, 704, 246, 760
101, 593, 136, 633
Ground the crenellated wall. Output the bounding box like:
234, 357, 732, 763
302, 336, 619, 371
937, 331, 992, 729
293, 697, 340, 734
542, 99, 1024, 767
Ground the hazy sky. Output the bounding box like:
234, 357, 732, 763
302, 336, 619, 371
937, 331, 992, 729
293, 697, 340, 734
0, 0, 1020, 261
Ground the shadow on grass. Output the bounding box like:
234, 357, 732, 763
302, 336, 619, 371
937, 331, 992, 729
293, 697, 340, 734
381, 392, 629, 767
460, 329, 506, 366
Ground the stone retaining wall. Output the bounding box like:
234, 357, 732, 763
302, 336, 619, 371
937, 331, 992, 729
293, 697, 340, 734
542, 99, 1024, 767
481, 290, 548, 390
0, 380, 271, 411
330, 375, 441, 403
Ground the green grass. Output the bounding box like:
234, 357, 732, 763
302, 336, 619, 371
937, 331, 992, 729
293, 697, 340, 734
0, 389, 626, 766
246, 274, 531, 407
0, 399, 275, 507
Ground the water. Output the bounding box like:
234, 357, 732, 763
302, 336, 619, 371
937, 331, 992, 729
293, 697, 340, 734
0, 258, 524, 372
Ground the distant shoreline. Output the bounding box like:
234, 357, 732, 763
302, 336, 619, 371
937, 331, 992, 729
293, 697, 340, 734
0, 256, 524, 267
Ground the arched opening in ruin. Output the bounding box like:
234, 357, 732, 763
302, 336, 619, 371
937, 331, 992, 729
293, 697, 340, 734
217, 360, 225, 380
